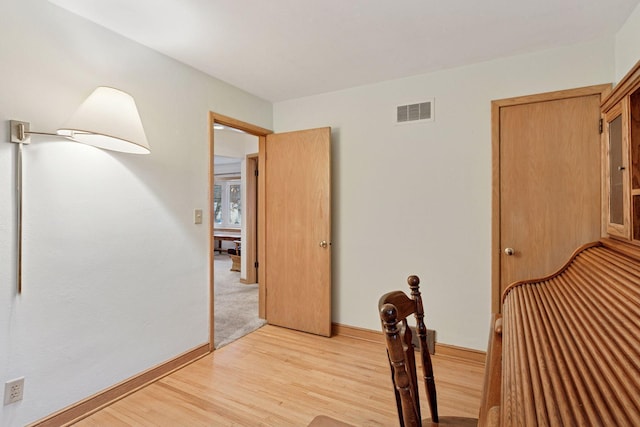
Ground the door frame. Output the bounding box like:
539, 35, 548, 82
208, 112, 272, 351
490, 84, 611, 314
241, 154, 259, 285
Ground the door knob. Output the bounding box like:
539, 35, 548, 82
504, 248, 515, 256
319, 240, 328, 248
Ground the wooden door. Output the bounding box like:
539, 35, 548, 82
264, 127, 332, 336
492, 85, 609, 312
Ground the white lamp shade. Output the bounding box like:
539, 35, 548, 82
58, 87, 150, 154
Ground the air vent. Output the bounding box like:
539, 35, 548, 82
409, 326, 436, 354
396, 99, 434, 124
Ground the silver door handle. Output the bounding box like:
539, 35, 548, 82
504, 248, 515, 256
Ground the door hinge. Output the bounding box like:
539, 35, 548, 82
599, 118, 603, 134
254, 261, 259, 268
255, 169, 259, 177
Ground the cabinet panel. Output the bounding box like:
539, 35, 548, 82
602, 59, 640, 244
631, 89, 640, 190
609, 114, 624, 224
631, 88, 640, 240
604, 102, 630, 238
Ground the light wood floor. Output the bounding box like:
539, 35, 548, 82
75, 325, 484, 426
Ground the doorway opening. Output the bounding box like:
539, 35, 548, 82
209, 113, 271, 350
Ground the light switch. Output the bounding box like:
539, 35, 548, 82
194, 209, 203, 224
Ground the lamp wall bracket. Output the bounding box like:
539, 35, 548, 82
9, 120, 31, 145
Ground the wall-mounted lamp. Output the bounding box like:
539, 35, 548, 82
7, 86, 150, 294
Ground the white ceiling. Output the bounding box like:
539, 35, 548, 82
48, 0, 639, 102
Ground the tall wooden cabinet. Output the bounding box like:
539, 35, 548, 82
603, 60, 640, 243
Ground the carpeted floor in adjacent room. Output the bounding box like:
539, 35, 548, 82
214, 254, 266, 348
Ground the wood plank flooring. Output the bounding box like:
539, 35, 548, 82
75, 325, 484, 426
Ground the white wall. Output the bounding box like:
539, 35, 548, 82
0, 0, 271, 425
274, 37, 615, 351
615, 2, 640, 82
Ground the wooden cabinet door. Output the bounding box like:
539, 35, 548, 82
603, 101, 630, 239
601, 61, 640, 243
492, 86, 607, 312
263, 127, 332, 336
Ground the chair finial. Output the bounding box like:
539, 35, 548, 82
380, 303, 398, 324
408, 275, 421, 298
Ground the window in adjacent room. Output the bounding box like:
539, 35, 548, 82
214, 179, 242, 228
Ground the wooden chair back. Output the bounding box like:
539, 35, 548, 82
378, 275, 438, 427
